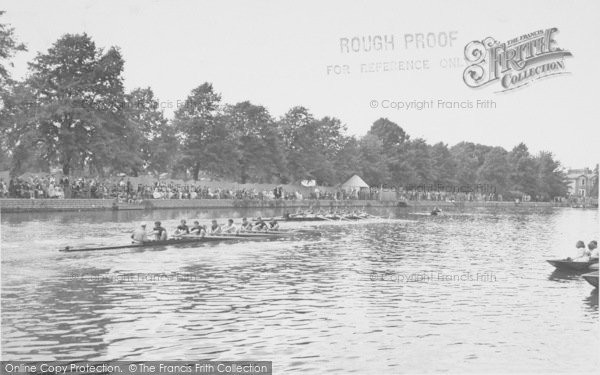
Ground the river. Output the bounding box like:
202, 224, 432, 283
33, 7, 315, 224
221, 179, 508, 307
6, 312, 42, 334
1, 206, 598, 373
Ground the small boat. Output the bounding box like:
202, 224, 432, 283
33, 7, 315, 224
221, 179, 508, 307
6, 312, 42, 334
582, 271, 599, 288
546, 258, 599, 272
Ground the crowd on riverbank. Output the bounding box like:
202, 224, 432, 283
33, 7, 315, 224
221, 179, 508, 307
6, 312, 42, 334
1, 175, 588, 204
398, 190, 501, 202
0, 176, 369, 202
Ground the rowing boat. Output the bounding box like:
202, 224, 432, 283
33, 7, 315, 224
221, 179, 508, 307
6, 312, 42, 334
582, 271, 599, 288
285, 216, 328, 222
257, 216, 327, 222
256, 215, 373, 222
59, 234, 273, 252
546, 258, 599, 272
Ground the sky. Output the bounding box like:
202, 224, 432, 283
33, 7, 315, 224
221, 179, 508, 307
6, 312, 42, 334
2, 0, 599, 169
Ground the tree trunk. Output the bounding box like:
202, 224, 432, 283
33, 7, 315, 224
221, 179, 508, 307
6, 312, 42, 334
193, 163, 200, 181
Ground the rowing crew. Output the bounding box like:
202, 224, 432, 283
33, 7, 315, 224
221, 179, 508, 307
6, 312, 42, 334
131, 217, 280, 243
285, 209, 371, 219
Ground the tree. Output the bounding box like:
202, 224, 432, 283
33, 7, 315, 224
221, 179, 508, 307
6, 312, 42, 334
407, 138, 433, 184
508, 143, 538, 196
358, 134, 389, 185
430, 142, 456, 186
277, 108, 348, 185
367, 118, 408, 148
0, 11, 27, 170
173, 83, 237, 180
0, 11, 26, 84
451, 142, 480, 186
278, 106, 315, 181
224, 101, 285, 183
125, 87, 177, 175
332, 136, 361, 183
17, 33, 136, 175
477, 147, 509, 193
534, 151, 567, 200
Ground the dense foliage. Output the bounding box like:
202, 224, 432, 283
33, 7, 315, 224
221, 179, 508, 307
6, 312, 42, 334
0, 18, 577, 200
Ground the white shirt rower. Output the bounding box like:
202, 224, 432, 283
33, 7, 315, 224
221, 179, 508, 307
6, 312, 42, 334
222, 219, 238, 234
131, 224, 148, 243
239, 218, 253, 232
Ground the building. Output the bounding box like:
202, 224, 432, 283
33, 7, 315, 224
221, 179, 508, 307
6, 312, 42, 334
566, 167, 598, 197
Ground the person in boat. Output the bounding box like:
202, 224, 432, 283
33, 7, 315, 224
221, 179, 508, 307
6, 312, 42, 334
568, 240, 590, 261
589, 241, 598, 260
268, 219, 280, 231
131, 224, 149, 243
209, 219, 222, 235
152, 221, 168, 241
222, 219, 238, 234
190, 221, 206, 237
240, 217, 253, 232
174, 219, 190, 236
254, 216, 269, 231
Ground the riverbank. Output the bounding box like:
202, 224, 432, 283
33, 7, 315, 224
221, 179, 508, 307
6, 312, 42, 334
0, 198, 575, 213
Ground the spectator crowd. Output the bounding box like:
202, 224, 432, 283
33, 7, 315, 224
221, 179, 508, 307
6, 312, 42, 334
0, 175, 375, 203
0, 175, 550, 203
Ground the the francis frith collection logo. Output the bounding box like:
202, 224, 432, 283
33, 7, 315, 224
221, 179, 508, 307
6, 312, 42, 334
463, 28, 572, 92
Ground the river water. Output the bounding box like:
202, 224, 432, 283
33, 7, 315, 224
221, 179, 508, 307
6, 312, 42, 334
1, 206, 598, 373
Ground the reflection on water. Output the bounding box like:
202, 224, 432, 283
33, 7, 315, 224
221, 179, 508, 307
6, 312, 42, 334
1, 206, 598, 373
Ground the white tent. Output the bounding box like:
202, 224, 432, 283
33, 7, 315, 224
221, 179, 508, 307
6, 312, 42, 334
340, 175, 369, 189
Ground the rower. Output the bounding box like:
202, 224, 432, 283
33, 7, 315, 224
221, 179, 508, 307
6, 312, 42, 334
222, 219, 238, 234
131, 224, 148, 243
152, 221, 168, 241
268, 219, 279, 231
174, 219, 190, 236
254, 216, 268, 231
240, 217, 253, 232
209, 219, 222, 235
190, 221, 206, 237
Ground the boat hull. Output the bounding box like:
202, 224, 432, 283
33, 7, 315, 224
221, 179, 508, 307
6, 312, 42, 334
547, 259, 599, 272
60, 235, 264, 252
284, 216, 328, 222
582, 271, 599, 288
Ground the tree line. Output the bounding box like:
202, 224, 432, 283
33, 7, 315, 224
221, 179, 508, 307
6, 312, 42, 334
0, 17, 576, 200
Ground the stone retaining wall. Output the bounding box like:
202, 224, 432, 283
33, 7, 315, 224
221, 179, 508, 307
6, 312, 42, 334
0, 198, 565, 213
0, 198, 116, 212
